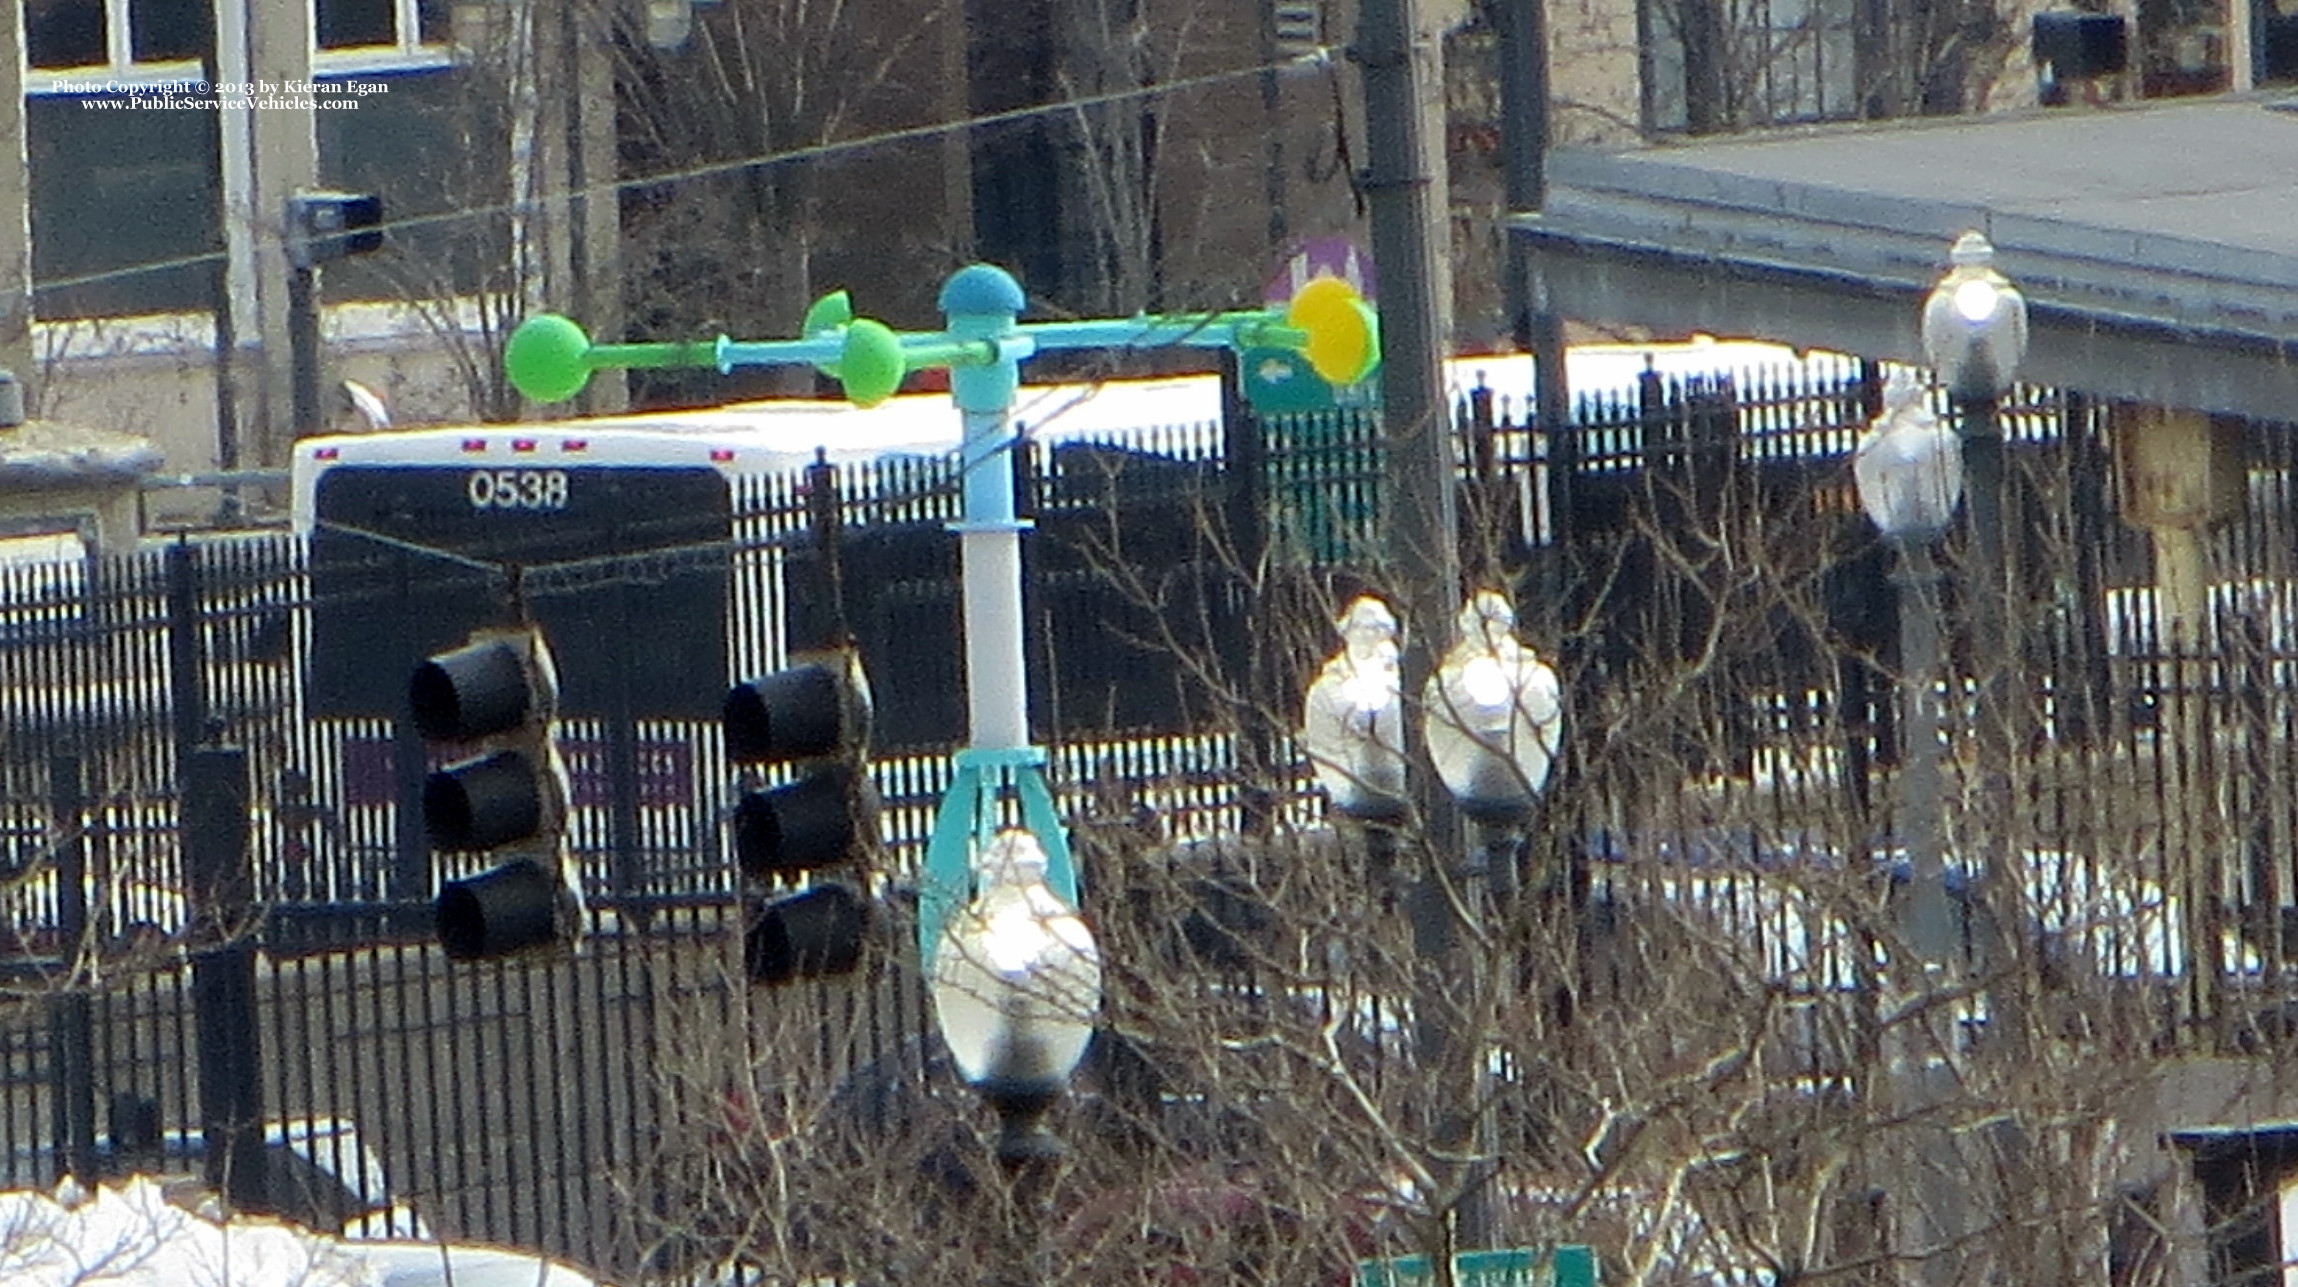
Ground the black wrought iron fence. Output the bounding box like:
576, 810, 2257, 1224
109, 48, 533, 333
6, 357, 2298, 1279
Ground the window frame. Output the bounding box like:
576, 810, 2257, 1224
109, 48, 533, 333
19, 0, 453, 95
1635, 0, 1859, 132
24, 0, 202, 94
311, 0, 452, 76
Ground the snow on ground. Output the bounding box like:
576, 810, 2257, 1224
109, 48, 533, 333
0, 1177, 597, 1287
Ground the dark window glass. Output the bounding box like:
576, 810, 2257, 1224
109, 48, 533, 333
2271, 6, 2298, 85
416, 0, 448, 43
26, 0, 106, 69
316, 0, 394, 48
129, 0, 205, 61
29, 95, 218, 317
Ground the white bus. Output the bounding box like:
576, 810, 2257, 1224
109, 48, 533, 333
284, 342, 1842, 889
287, 373, 1241, 720
288, 341, 1826, 717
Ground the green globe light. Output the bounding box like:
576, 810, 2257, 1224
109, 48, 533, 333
505, 314, 594, 404
838, 318, 906, 408
800, 290, 855, 339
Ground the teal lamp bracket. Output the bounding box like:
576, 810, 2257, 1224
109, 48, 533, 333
917, 745, 1077, 971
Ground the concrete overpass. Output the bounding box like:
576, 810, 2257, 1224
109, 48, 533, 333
1509, 94, 2298, 422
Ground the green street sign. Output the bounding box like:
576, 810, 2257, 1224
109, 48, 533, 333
1356, 1245, 1597, 1287
1241, 345, 1338, 414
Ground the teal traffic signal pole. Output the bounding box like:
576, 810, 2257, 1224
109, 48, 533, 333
503, 262, 1376, 965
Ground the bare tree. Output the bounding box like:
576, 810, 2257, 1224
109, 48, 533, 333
609, 370, 2291, 1287
612, 0, 964, 372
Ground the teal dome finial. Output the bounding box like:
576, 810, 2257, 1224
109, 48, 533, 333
939, 264, 1025, 318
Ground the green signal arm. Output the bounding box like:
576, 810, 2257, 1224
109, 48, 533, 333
506, 277, 1377, 407
1019, 282, 1378, 387
504, 314, 715, 403
506, 304, 1012, 408
1023, 311, 1307, 354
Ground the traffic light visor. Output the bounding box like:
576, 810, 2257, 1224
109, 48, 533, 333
733, 764, 879, 877
411, 639, 533, 742
746, 883, 871, 984
424, 750, 546, 851
724, 661, 870, 763
437, 859, 562, 960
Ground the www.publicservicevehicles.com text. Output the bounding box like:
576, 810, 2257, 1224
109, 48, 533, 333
64, 78, 387, 110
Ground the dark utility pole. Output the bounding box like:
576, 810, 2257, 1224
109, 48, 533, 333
1497, 0, 1549, 352
48, 754, 97, 1188
1359, 0, 1485, 1259
1496, 0, 1575, 630
283, 191, 383, 440
188, 746, 267, 1212
287, 264, 322, 439
1360, 0, 1460, 756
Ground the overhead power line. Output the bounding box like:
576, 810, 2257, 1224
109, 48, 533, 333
34, 47, 1340, 299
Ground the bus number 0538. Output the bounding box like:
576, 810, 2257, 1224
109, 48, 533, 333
467, 469, 570, 511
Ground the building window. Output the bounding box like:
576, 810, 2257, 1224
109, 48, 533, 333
2138, 0, 2233, 95
2270, 0, 2298, 84
22, 0, 451, 85
313, 0, 452, 74
1640, 0, 1858, 132
129, 0, 201, 61
26, 0, 104, 69
2174, 1125, 2298, 1287
24, 0, 204, 89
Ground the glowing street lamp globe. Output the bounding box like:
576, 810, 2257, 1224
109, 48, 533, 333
1422, 591, 1563, 824
1920, 231, 2029, 403
1299, 595, 1407, 822
929, 830, 1104, 1165
1853, 374, 1965, 543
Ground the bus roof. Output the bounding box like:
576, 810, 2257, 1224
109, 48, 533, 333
290, 338, 1834, 523
297, 374, 1218, 469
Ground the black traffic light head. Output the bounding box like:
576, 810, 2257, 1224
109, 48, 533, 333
725, 648, 878, 878
746, 882, 872, 984
734, 762, 880, 878
411, 627, 580, 961
724, 650, 872, 765
725, 647, 880, 981
285, 190, 384, 269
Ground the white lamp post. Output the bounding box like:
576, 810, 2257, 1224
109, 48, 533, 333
1299, 595, 1408, 822
1854, 373, 1964, 546
1921, 232, 2027, 406
1421, 589, 1563, 916
1853, 373, 1963, 966
1907, 235, 2024, 1287
1854, 372, 1971, 1287
1919, 231, 2028, 651
929, 829, 1104, 1167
